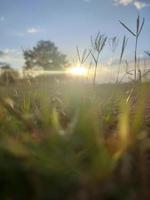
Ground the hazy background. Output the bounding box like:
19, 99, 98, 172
0, 0, 150, 82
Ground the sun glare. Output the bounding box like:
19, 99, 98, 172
68, 66, 87, 77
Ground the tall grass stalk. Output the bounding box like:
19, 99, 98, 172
116, 36, 128, 83
76, 46, 91, 65
76, 46, 91, 81
108, 36, 119, 82
120, 14, 145, 82
108, 36, 119, 53
90, 32, 107, 86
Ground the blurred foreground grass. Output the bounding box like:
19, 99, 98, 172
0, 78, 150, 200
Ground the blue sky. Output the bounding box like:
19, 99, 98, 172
0, 0, 150, 68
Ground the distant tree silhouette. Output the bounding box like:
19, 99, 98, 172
0, 64, 19, 84
1, 63, 11, 70
23, 40, 68, 70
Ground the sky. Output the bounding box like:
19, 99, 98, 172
0, 0, 150, 68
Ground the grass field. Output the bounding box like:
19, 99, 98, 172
0, 0, 150, 198
0, 78, 150, 200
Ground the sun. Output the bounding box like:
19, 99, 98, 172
68, 66, 88, 77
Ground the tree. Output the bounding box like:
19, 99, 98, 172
23, 40, 68, 70
0, 64, 19, 85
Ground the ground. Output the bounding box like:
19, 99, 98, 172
0, 78, 150, 200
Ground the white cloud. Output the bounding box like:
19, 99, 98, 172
134, 1, 146, 9
0, 49, 24, 68
26, 27, 41, 34
114, 0, 133, 6
13, 27, 43, 37
114, 0, 149, 9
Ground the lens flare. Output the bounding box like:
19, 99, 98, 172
68, 66, 87, 76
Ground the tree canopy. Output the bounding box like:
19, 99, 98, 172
23, 40, 68, 70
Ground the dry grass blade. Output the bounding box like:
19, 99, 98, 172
76, 46, 91, 65
125, 61, 134, 75
127, 70, 134, 76
109, 36, 119, 52
116, 36, 128, 83
90, 51, 97, 64
91, 35, 95, 50
119, 21, 136, 37
100, 37, 107, 52
76, 46, 81, 63
82, 49, 87, 63
138, 18, 145, 37
144, 51, 150, 57
82, 49, 91, 63
91, 32, 107, 53
136, 14, 140, 34
119, 36, 128, 64
95, 32, 101, 50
